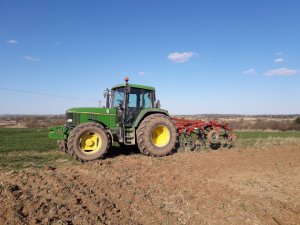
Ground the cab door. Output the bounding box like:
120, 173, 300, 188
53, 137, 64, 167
125, 89, 140, 126
125, 88, 154, 126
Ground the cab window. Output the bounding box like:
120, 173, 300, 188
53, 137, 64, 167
143, 91, 153, 108
112, 88, 124, 108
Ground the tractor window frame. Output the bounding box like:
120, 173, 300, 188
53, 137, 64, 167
128, 88, 155, 109
111, 88, 125, 108
111, 87, 155, 109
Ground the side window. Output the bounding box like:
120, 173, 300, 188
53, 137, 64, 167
128, 93, 137, 107
144, 92, 152, 108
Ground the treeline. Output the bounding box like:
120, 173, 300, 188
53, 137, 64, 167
177, 114, 300, 119
227, 117, 300, 131
0, 115, 64, 128
22, 116, 65, 128
174, 115, 300, 131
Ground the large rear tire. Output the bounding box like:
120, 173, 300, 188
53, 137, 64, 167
136, 114, 177, 157
67, 122, 110, 162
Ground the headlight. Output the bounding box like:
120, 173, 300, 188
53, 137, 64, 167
66, 112, 73, 127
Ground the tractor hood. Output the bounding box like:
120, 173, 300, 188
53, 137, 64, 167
67, 107, 116, 115
66, 107, 117, 128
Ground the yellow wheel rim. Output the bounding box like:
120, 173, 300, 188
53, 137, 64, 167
151, 125, 170, 148
79, 132, 102, 154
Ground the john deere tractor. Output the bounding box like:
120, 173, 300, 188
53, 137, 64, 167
49, 78, 177, 161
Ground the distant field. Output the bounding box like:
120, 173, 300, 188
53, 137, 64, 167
1, 128, 300, 171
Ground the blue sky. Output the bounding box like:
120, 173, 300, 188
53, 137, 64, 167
1, 0, 300, 115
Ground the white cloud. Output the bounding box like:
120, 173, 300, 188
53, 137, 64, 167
263, 68, 299, 76
6, 40, 18, 44
243, 68, 256, 75
138, 71, 150, 76
274, 58, 284, 63
24, 56, 40, 62
167, 52, 196, 63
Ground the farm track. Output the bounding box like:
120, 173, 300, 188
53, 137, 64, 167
1, 146, 300, 225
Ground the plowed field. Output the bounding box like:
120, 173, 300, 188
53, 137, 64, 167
1, 146, 300, 225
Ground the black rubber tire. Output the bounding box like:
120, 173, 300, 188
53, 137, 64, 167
67, 122, 110, 162
136, 114, 177, 157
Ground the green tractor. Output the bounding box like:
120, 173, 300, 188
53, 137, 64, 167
49, 77, 177, 161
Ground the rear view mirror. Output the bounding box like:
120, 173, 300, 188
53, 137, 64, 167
156, 100, 161, 108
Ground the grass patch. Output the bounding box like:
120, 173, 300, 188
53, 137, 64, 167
0, 128, 77, 171
234, 131, 300, 148
0, 151, 76, 171
235, 130, 300, 139
0, 128, 58, 152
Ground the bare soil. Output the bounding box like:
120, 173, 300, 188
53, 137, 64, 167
1, 146, 300, 225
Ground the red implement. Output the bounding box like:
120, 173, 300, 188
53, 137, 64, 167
172, 117, 234, 150
173, 118, 232, 134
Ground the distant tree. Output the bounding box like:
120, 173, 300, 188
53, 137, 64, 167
294, 117, 300, 125
24, 116, 39, 128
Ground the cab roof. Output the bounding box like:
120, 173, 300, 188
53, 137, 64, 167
111, 83, 155, 91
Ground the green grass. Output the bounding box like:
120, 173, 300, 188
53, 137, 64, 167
0, 152, 76, 171
235, 130, 300, 139
234, 130, 300, 148
0, 128, 58, 152
0, 128, 76, 171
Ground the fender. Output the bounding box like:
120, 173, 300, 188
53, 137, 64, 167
132, 108, 169, 129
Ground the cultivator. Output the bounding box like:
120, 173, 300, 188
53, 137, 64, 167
173, 118, 235, 151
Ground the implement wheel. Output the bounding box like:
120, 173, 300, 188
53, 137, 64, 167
67, 122, 110, 162
136, 114, 177, 157
207, 129, 221, 150
207, 130, 220, 144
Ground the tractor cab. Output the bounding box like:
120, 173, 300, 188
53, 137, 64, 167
109, 78, 157, 126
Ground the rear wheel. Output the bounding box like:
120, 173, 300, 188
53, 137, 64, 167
67, 122, 110, 162
136, 114, 177, 157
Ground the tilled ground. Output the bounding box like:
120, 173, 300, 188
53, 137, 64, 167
0, 146, 300, 225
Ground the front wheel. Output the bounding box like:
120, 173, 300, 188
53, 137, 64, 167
67, 122, 110, 162
136, 114, 177, 157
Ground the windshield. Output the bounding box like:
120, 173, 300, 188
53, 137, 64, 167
111, 88, 125, 108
